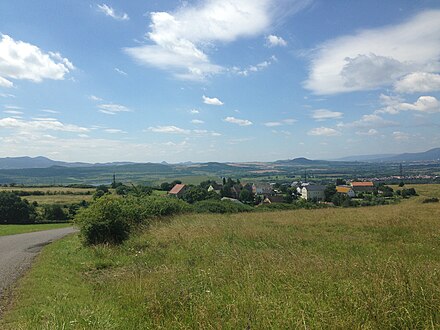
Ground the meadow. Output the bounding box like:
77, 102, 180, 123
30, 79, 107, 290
1, 184, 439, 329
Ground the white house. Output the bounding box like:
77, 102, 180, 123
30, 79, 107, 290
301, 185, 326, 201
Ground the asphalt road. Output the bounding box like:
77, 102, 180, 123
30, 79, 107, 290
0, 227, 78, 303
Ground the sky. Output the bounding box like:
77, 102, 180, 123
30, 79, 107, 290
1, 0, 440, 163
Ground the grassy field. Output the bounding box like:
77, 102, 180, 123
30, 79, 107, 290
1, 184, 440, 329
0, 223, 72, 236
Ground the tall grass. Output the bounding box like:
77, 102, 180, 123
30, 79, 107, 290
1, 184, 440, 329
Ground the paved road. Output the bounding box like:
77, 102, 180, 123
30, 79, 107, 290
0, 227, 78, 303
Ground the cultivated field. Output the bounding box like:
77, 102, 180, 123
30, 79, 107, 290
1, 184, 439, 329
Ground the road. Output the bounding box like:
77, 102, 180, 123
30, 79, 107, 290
0, 227, 78, 304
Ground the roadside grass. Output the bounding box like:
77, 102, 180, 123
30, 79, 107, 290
1, 185, 440, 328
0, 223, 72, 236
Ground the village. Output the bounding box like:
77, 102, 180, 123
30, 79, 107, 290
166, 178, 391, 207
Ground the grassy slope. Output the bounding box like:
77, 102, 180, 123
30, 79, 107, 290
1, 185, 440, 329
0, 223, 72, 236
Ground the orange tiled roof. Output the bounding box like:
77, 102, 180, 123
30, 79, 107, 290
351, 181, 374, 187
169, 184, 186, 194
336, 186, 352, 193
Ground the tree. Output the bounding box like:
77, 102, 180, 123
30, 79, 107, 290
43, 204, 68, 221
336, 178, 346, 186
0, 192, 36, 223
324, 184, 337, 202
182, 186, 208, 204
239, 189, 253, 203
398, 181, 405, 187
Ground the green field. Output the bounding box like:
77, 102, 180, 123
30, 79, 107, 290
1, 184, 440, 328
0, 223, 72, 236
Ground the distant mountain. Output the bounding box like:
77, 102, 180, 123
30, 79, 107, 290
335, 154, 396, 162
0, 156, 134, 170
335, 148, 440, 162
375, 148, 440, 162
275, 157, 324, 165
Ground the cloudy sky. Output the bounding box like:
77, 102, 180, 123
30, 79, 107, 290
1, 0, 440, 162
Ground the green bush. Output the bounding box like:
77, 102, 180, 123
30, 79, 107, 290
422, 197, 439, 203
75, 196, 130, 245
193, 200, 253, 213
42, 204, 68, 221
0, 192, 37, 223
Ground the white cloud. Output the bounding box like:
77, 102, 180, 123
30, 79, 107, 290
305, 10, 440, 94
3, 110, 23, 115
0, 34, 74, 86
98, 104, 132, 115
308, 127, 341, 136
97, 4, 129, 21
191, 119, 204, 124
312, 109, 343, 121
124, 0, 309, 80
148, 125, 190, 134
203, 95, 224, 106
114, 67, 127, 76
266, 34, 287, 47
264, 118, 296, 127
189, 109, 200, 114
0, 76, 13, 88
0, 93, 15, 98
340, 114, 398, 128
224, 116, 253, 126
233, 56, 277, 76
394, 72, 440, 93
356, 129, 378, 136
393, 131, 410, 141
377, 95, 440, 115
104, 128, 126, 134
41, 109, 59, 114
89, 95, 103, 102
0, 117, 89, 133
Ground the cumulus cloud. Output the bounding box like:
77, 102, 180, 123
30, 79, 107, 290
307, 127, 341, 136
339, 114, 399, 129
3, 110, 23, 115
0, 117, 89, 133
148, 125, 191, 134
305, 10, 440, 94
232, 55, 277, 76
124, 0, 309, 80
189, 109, 200, 114
393, 131, 410, 141
356, 128, 378, 136
203, 95, 224, 106
312, 109, 343, 121
104, 128, 126, 134
191, 119, 204, 124
394, 72, 440, 93
98, 104, 132, 115
377, 95, 440, 115
266, 34, 287, 47
97, 4, 129, 21
114, 67, 127, 75
224, 116, 253, 126
0, 34, 74, 87
264, 118, 296, 127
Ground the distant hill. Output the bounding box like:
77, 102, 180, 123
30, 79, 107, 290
275, 157, 326, 165
375, 148, 440, 162
335, 148, 440, 162
0, 156, 135, 170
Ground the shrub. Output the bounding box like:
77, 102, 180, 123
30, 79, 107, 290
42, 204, 68, 221
422, 197, 439, 203
75, 196, 130, 245
193, 200, 253, 213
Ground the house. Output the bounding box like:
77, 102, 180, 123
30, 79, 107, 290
252, 183, 273, 196
301, 185, 326, 201
168, 184, 187, 198
262, 195, 285, 204
350, 181, 375, 194
336, 186, 356, 198
207, 183, 222, 194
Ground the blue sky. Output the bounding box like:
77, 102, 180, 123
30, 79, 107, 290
1, 0, 440, 163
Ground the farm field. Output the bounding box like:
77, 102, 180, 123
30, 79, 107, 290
0, 223, 73, 236
1, 184, 440, 329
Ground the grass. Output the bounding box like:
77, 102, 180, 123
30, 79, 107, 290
1, 184, 440, 328
0, 223, 72, 236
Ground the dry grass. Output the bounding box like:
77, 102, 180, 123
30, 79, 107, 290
1, 184, 440, 329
